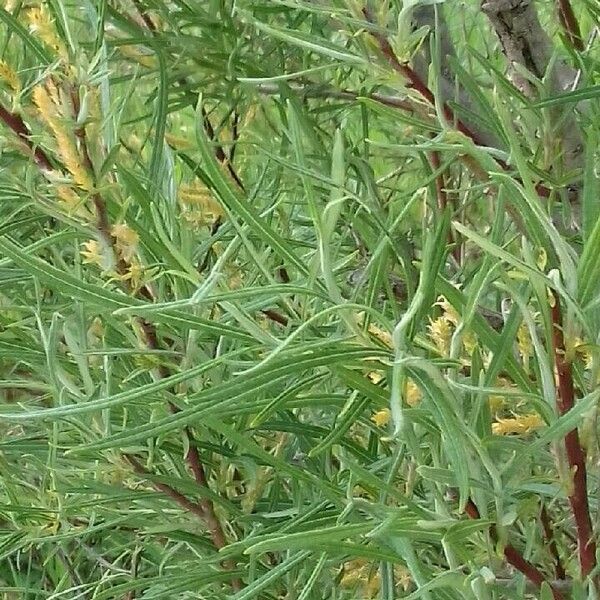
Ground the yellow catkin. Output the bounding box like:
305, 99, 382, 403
115, 260, 153, 293
179, 182, 224, 227
428, 316, 453, 356
116, 44, 157, 69
340, 560, 411, 597
0, 60, 20, 93
573, 337, 593, 370
405, 379, 422, 407
53, 127, 93, 191
80, 239, 104, 267
371, 379, 421, 426
112, 223, 139, 261
367, 371, 384, 384
367, 322, 392, 348
26, 5, 67, 59
371, 408, 390, 427
492, 413, 544, 436
436, 296, 460, 325
33, 84, 93, 191
32, 84, 56, 123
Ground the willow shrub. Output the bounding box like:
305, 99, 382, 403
0, 0, 599, 598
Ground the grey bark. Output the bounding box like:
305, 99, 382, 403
480, 0, 584, 177
412, 2, 584, 181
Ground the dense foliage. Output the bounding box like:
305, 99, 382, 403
0, 0, 599, 598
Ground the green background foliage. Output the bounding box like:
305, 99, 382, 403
0, 0, 598, 598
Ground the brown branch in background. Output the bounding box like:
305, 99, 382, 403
464, 498, 566, 599
135, 310, 238, 570
200, 106, 245, 190
125, 455, 243, 591
550, 293, 596, 579
230, 110, 240, 164
125, 455, 209, 521
0, 103, 54, 171
362, 8, 487, 148
361, 7, 560, 200
429, 151, 448, 212
131, 0, 157, 32
130, 0, 245, 189
481, 0, 584, 183
541, 504, 566, 580
65, 75, 244, 591
556, 0, 584, 51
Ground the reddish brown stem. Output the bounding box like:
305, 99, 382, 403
550, 294, 596, 578
67, 81, 243, 590
429, 151, 448, 212
125, 455, 242, 591
125, 455, 208, 520
362, 9, 488, 147
0, 103, 53, 171
428, 150, 459, 260
261, 309, 289, 326
541, 504, 566, 580
361, 9, 555, 200
556, 0, 584, 51
465, 499, 566, 599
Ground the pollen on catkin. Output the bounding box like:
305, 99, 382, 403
492, 413, 544, 436
112, 223, 139, 262
179, 181, 224, 227
26, 5, 67, 59
53, 128, 94, 191
428, 315, 453, 356
32, 84, 94, 191
367, 322, 392, 348
405, 378, 422, 407
115, 259, 146, 292
56, 185, 90, 218
0, 60, 20, 93
371, 408, 390, 427
80, 239, 105, 268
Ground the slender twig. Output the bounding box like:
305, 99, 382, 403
556, 0, 584, 51
230, 110, 240, 164
55, 80, 243, 590
550, 293, 596, 579
131, 0, 157, 32
429, 151, 448, 212
200, 106, 245, 190
255, 82, 414, 112
117, 9, 246, 590
0, 103, 54, 171
362, 8, 486, 147
465, 499, 566, 600
427, 150, 460, 257
125, 455, 206, 520
540, 504, 566, 580
125, 455, 242, 591
361, 8, 554, 199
